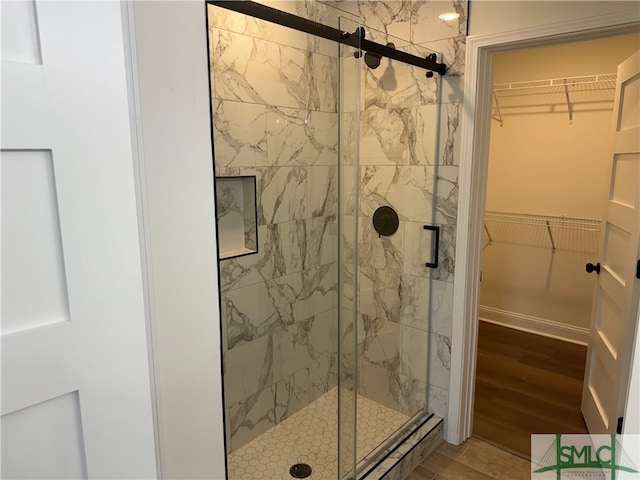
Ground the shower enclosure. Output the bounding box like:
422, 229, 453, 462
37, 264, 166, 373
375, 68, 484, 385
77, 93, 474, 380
207, 2, 447, 478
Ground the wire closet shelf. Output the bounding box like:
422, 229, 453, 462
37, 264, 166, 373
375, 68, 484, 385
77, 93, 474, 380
483, 211, 602, 253
493, 73, 617, 97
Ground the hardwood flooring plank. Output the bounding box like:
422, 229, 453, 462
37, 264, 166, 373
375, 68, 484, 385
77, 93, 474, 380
472, 322, 588, 459
416, 452, 495, 480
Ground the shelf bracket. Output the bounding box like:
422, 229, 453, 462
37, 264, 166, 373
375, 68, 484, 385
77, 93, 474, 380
492, 90, 503, 127
545, 220, 557, 252
484, 223, 493, 243
563, 79, 574, 123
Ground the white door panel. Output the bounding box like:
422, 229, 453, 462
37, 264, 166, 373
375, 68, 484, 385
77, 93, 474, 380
582, 50, 640, 434
1, 2, 156, 477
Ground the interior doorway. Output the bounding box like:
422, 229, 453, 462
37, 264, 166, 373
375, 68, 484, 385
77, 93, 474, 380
471, 34, 640, 458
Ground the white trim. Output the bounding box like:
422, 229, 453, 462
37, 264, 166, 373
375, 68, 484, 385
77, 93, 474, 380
479, 306, 589, 346
120, 2, 164, 476
448, 11, 640, 445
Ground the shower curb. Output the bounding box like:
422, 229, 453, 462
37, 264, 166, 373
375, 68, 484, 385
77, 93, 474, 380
359, 415, 443, 480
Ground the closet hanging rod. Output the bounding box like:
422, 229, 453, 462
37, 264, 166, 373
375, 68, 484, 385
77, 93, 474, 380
208, 0, 447, 75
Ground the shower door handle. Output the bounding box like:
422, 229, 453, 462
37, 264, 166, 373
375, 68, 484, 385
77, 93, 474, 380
423, 225, 440, 269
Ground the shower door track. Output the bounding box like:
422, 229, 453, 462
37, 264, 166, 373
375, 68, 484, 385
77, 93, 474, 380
207, 0, 448, 75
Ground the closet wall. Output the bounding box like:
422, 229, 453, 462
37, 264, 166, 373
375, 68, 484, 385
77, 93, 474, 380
480, 34, 640, 338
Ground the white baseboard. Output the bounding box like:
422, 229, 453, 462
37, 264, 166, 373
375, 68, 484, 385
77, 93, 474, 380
479, 305, 589, 345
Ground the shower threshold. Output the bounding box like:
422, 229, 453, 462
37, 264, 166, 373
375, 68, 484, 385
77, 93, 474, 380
227, 387, 411, 479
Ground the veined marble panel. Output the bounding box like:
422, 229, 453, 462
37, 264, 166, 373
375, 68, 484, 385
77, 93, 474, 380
275, 368, 310, 422
223, 272, 307, 349
428, 333, 451, 390
427, 384, 449, 422
364, 62, 438, 110
273, 310, 336, 382
305, 215, 337, 270
440, 103, 461, 166
208, 3, 338, 59
224, 335, 273, 406
359, 266, 402, 324
328, 1, 412, 42
339, 111, 359, 166
307, 165, 338, 218
228, 385, 276, 452
401, 325, 429, 381
360, 166, 436, 223
211, 28, 306, 108
410, 0, 468, 45
260, 166, 307, 224
429, 279, 454, 337
403, 221, 455, 281
359, 359, 401, 412
305, 263, 338, 318
360, 109, 413, 166
398, 273, 430, 330
434, 165, 458, 224
213, 100, 268, 168
397, 374, 428, 416
309, 53, 338, 113
423, 36, 466, 78
359, 315, 401, 366
413, 104, 439, 165
359, 215, 404, 272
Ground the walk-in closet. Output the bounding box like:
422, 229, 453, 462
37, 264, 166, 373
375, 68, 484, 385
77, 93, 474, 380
473, 33, 640, 458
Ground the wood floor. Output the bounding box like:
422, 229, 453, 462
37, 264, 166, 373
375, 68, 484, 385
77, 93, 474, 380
407, 436, 531, 480
472, 321, 588, 458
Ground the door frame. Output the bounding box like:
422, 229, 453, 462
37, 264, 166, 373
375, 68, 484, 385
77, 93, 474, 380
448, 11, 640, 444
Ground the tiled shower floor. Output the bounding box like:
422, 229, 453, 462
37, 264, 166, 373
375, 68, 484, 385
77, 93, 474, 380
227, 388, 410, 479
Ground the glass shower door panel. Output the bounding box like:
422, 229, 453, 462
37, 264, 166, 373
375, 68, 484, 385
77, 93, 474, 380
356, 27, 442, 468
337, 15, 360, 480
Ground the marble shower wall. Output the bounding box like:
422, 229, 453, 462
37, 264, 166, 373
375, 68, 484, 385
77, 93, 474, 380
208, 2, 348, 452
326, 0, 468, 431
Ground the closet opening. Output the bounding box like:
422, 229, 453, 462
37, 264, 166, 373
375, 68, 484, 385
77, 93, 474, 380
472, 32, 640, 459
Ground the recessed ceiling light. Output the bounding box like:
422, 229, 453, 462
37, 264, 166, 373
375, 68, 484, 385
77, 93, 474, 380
438, 12, 460, 21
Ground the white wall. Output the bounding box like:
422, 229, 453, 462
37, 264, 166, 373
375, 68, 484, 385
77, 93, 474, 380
130, 2, 226, 478
469, 1, 640, 36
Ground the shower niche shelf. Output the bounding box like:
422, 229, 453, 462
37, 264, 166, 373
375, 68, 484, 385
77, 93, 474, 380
215, 176, 258, 260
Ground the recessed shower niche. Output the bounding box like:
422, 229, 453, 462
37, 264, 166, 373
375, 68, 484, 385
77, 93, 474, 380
215, 176, 257, 259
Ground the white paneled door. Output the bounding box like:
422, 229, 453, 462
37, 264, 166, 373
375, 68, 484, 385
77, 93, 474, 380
582, 50, 640, 434
1, 2, 157, 478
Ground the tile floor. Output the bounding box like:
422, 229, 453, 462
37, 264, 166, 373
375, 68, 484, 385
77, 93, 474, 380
227, 388, 410, 479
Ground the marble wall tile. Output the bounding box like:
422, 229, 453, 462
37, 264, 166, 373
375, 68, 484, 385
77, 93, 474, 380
410, 0, 468, 45
309, 353, 338, 402
360, 166, 436, 223
213, 100, 268, 168
269, 220, 307, 278
360, 109, 414, 165
435, 165, 458, 224
275, 368, 310, 422
223, 280, 279, 349
359, 266, 403, 324
307, 165, 338, 217
211, 29, 308, 109
228, 386, 276, 451
364, 63, 438, 110
305, 215, 338, 269
439, 102, 461, 166
360, 315, 401, 365
413, 104, 439, 165
428, 333, 451, 390
398, 273, 430, 330
401, 325, 429, 381
403, 221, 455, 282
359, 215, 404, 272
397, 374, 428, 416
224, 335, 273, 406
427, 384, 449, 426
309, 53, 338, 113
359, 359, 401, 412
260, 166, 307, 224
329, 1, 413, 42
273, 310, 336, 382
429, 280, 454, 337
305, 263, 338, 318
